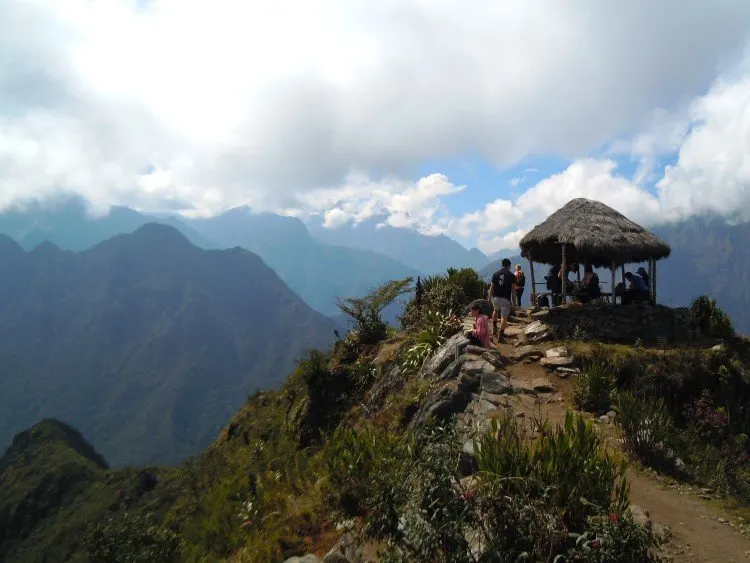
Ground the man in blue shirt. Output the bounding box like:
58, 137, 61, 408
624, 272, 649, 305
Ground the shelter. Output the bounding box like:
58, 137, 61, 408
519, 198, 671, 305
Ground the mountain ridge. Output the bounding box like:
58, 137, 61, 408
0, 223, 337, 466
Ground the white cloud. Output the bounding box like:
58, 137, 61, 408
2, 0, 750, 257
300, 172, 465, 234
658, 72, 750, 221
2, 0, 750, 216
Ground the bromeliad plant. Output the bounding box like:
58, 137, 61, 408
401, 310, 462, 375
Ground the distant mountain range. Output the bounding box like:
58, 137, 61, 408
1, 198, 748, 334
0, 199, 419, 319
307, 215, 489, 273
184, 209, 420, 317
0, 224, 336, 466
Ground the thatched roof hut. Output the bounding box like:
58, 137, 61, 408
520, 198, 670, 267
519, 198, 671, 304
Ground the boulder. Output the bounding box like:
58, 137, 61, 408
555, 367, 580, 378
509, 379, 535, 395
480, 371, 513, 395
410, 374, 480, 430
462, 359, 495, 376
628, 505, 668, 541
545, 346, 569, 358
476, 399, 500, 415
531, 377, 555, 393
481, 391, 509, 405
503, 326, 525, 337
481, 350, 507, 370
510, 345, 543, 361
420, 332, 466, 378
437, 356, 465, 381
539, 356, 575, 368
323, 553, 351, 563
524, 320, 550, 337
285, 556, 321, 563
530, 310, 550, 321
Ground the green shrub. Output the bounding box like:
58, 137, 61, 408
568, 512, 658, 563
574, 360, 616, 414
690, 295, 734, 338
84, 513, 179, 563
614, 391, 674, 466
323, 423, 410, 518
337, 278, 412, 345
325, 416, 653, 562
401, 268, 485, 328
445, 267, 486, 301
400, 309, 462, 375
476, 411, 629, 529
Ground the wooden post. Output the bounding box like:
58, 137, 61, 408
621, 264, 626, 284
561, 244, 567, 304
527, 252, 536, 307
653, 260, 658, 305
648, 259, 654, 304
611, 260, 616, 304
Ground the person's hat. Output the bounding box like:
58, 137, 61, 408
637, 267, 647, 275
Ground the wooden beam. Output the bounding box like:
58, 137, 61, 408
611, 260, 616, 304
527, 252, 536, 307
561, 244, 567, 304
621, 264, 626, 284
653, 260, 658, 305
648, 259, 655, 305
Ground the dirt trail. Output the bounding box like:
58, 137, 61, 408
493, 317, 750, 562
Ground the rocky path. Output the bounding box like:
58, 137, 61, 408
487, 310, 750, 562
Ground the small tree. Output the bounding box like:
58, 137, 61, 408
690, 295, 734, 338
415, 277, 424, 309
336, 278, 413, 345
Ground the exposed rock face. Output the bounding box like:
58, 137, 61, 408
419, 332, 466, 378
545, 346, 569, 358
409, 374, 480, 430
531, 378, 555, 393
511, 345, 543, 361
539, 356, 575, 368
481, 372, 514, 395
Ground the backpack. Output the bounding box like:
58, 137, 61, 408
517, 272, 526, 288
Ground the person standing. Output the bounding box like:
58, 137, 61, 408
514, 264, 526, 307
489, 258, 516, 340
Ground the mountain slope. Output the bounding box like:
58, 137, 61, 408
185, 208, 420, 316
0, 419, 180, 563
0, 224, 337, 466
654, 217, 750, 335
308, 215, 489, 274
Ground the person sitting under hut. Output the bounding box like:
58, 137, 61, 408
622, 271, 649, 305
637, 266, 650, 288
577, 265, 602, 303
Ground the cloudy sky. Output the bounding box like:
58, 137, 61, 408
2, 0, 750, 253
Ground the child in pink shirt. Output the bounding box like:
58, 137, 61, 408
466, 303, 490, 348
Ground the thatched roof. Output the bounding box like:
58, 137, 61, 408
519, 198, 671, 267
